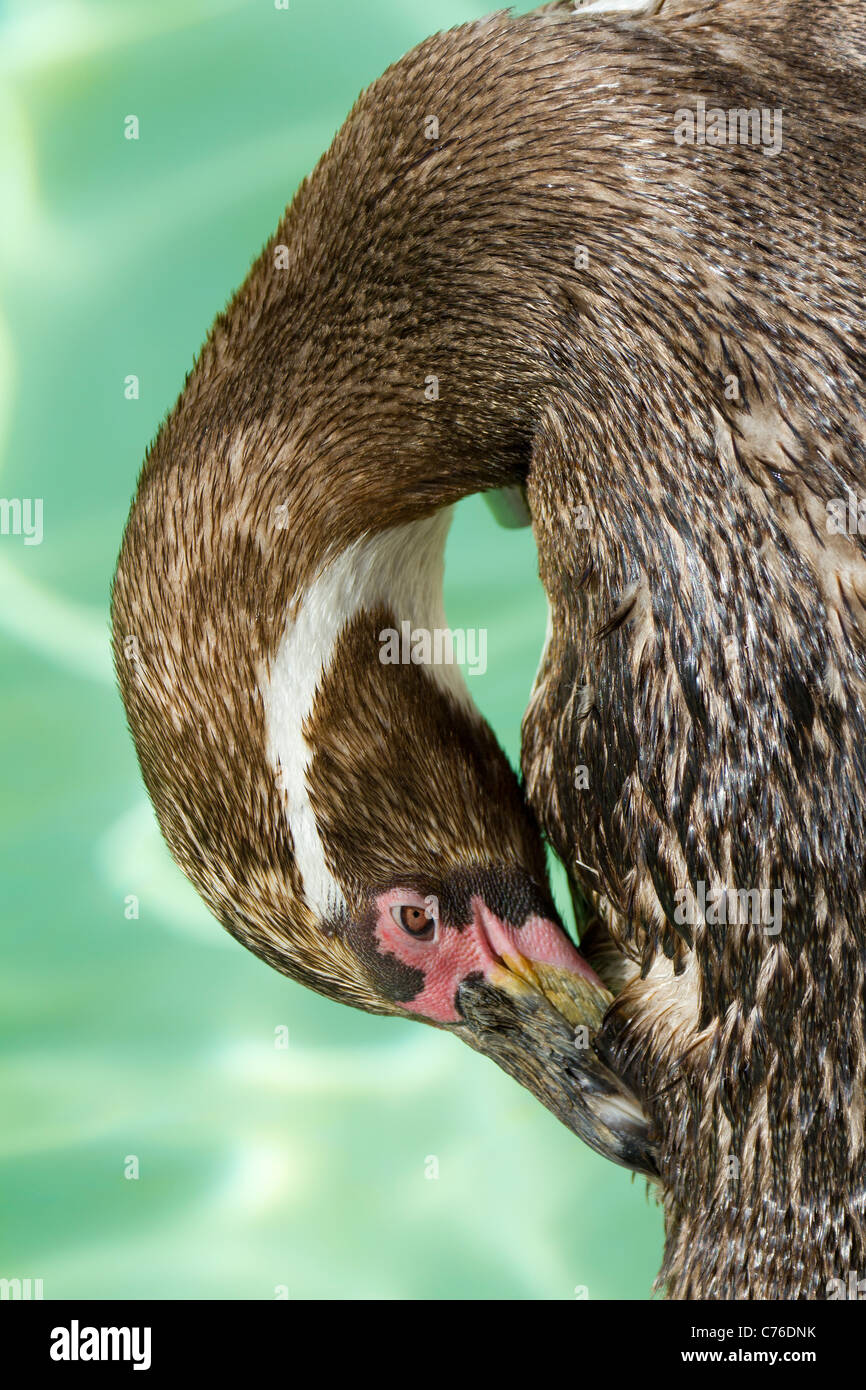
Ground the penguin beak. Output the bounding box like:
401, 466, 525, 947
454, 904, 658, 1179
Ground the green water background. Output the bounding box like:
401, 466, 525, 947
0, 0, 663, 1298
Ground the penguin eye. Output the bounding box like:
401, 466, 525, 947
391, 903, 436, 939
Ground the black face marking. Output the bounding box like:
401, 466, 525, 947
439, 866, 560, 931
380, 865, 560, 932
338, 905, 426, 1004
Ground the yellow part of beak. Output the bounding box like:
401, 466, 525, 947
493, 953, 612, 1032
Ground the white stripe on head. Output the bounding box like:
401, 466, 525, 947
261, 507, 473, 920
574, 0, 653, 14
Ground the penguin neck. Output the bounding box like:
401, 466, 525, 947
260, 505, 478, 921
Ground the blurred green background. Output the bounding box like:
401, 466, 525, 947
0, 0, 662, 1298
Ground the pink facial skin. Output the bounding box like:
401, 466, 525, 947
372, 886, 604, 1024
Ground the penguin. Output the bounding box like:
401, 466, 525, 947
113, 0, 866, 1296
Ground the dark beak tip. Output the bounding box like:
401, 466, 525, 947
456, 975, 658, 1179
